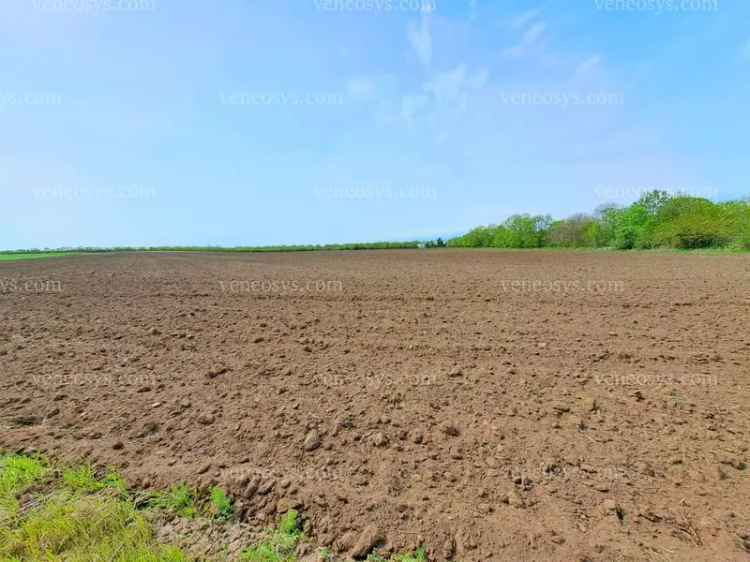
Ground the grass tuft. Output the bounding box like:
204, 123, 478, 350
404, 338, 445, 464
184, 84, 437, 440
208, 486, 234, 521
147, 484, 197, 518
240, 510, 302, 562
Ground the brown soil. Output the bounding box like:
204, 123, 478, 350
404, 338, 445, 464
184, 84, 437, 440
2, 250, 750, 561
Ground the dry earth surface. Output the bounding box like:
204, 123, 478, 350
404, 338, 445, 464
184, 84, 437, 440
2, 250, 750, 561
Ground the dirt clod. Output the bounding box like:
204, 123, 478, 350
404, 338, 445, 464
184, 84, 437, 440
350, 524, 383, 558
303, 430, 321, 451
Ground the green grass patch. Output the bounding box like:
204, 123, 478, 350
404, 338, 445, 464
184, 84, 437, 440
1, 492, 187, 562
0, 455, 48, 522
0, 253, 78, 262
61, 465, 128, 495
0, 453, 188, 562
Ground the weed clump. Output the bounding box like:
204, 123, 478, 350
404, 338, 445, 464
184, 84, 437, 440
240, 510, 302, 562
208, 486, 234, 521
147, 484, 197, 518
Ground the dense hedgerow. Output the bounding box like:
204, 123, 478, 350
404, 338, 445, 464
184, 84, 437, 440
448, 191, 750, 250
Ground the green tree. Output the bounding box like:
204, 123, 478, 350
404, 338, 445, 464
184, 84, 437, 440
503, 214, 552, 248
547, 214, 597, 247
606, 191, 667, 249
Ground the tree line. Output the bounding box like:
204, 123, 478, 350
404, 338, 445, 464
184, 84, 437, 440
448, 191, 750, 250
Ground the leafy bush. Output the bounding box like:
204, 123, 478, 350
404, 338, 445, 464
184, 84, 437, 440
719, 200, 750, 249
651, 197, 729, 248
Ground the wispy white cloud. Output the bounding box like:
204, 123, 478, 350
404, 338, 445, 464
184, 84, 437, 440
407, 10, 433, 67
424, 65, 488, 105
504, 19, 546, 57
425, 65, 469, 103
428, 70, 468, 114
392, 64, 490, 128
511, 9, 541, 30
401, 64, 489, 122
575, 54, 603, 76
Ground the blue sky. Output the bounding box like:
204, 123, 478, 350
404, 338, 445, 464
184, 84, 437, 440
2, 0, 748, 249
